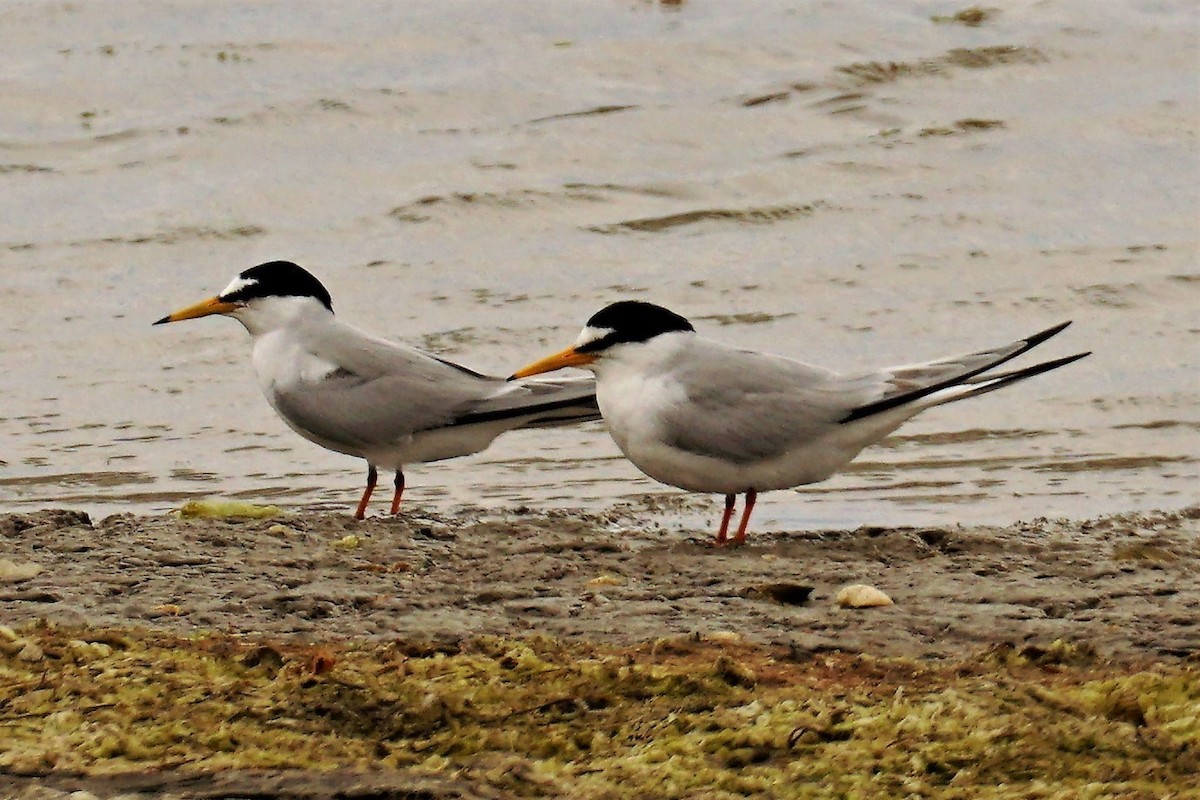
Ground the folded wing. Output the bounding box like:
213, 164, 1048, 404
271, 320, 597, 451
658, 323, 1087, 465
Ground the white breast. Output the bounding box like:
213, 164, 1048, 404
596, 363, 679, 459
592, 334, 729, 491
250, 330, 340, 399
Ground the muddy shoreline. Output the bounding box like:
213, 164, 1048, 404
2, 505, 1197, 799
3, 505, 1197, 661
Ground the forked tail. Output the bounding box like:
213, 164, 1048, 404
842, 321, 1089, 423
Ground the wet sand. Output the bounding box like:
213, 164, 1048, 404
3, 504, 1197, 660
1, 505, 1197, 798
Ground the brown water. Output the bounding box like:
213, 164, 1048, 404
1, 1, 1196, 530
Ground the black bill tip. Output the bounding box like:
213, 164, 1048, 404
152, 315, 171, 326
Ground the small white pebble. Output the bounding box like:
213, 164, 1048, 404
835, 583, 894, 608
68, 640, 114, 660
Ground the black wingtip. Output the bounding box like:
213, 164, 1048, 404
1013, 350, 1092, 379
841, 326, 1088, 425
152, 315, 170, 326
1045, 350, 1091, 369
960, 350, 1092, 397
1023, 320, 1072, 348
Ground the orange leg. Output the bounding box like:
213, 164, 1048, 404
389, 470, 406, 515
354, 465, 378, 520
731, 489, 758, 545
715, 493, 736, 545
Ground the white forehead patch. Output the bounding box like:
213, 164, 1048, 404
219, 275, 258, 299
574, 325, 612, 348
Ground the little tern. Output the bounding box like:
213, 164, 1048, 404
155, 260, 599, 518
511, 301, 1089, 545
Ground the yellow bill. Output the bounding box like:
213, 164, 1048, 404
509, 346, 597, 380
153, 296, 239, 325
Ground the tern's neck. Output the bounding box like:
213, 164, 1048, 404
230, 296, 334, 338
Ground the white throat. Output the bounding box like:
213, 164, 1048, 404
229, 295, 332, 338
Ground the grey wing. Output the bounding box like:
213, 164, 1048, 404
272, 323, 500, 450
271, 367, 492, 451
660, 341, 869, 464
658, 322, 1078, 463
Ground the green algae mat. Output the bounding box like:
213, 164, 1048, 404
1, 623, 1196, 799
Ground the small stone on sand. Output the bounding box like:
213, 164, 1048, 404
835, 584, 894, 608
0, 559, 43, 583
17, 641, 44, 662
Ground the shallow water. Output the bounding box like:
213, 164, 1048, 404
1, 0, 1196, 530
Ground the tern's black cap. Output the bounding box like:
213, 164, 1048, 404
577, 301, 695, 352
221, 261, 333, 312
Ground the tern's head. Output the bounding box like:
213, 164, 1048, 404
153, 261, 334, 335
510, 301, 695, 379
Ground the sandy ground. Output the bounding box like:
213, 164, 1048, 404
3, 504, 1197, 662
2, 504, 1198, 799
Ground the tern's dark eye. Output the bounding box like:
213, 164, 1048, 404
576, 332, 616, 354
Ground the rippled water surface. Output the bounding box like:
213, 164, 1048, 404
2, 1, 1196, 530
